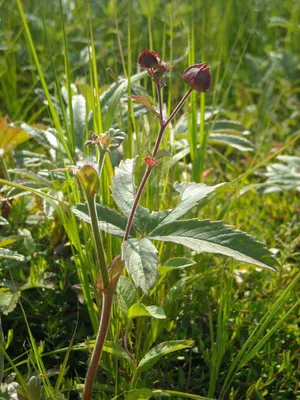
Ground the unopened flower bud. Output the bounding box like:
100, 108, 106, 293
138, 49, 160, 69
138, 49, 172, 79
181, 63, 212, 92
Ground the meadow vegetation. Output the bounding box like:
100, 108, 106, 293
0, 0, 299, 399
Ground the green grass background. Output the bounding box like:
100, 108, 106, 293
0, 0, 299, 399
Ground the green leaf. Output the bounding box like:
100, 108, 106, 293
116, 276, 137, 314
102, 71, 147, 130
144, 182, 232, 232
0, 235, 25, 248
121, 238, 159, 295
155, 149, 172, 159
0, 248, 25, 261
144, 210, 171, 233
111, 157, 150, 231
21, 123, 61, 152
125, 388, 153, 400
82, 339, 134, 366
152, 389, 215, 399
103, 341, 134, 366
68, 95, 86, 148
27, 376, 41, 400
0, 291, 21, 315
209, 133, 254, 152
111, 157, 137, 215
159, 257, 196, 274
137, 340, 194, 372
150, 219, 278, 271
71, 203, 129, 237
128, 303, 166, 319
0, 218, 8, 226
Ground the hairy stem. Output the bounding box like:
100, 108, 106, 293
83, 291, 114, 400
152, 88, 193, 156
124, 88, 193, 239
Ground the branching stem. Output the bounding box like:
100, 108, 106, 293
124, 87, 193, 240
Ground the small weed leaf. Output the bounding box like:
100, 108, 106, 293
0, 217, 8, 226
209, 133, 254, 152
131, 95, 160, 117
116, 276, 137, 314
159, 257, 196, 274
149, 219, 278, 271
0, 248, 26, 262
0, 116, 31, 156
125, 388, 153, 400
137, 340, 194, 373
111, 157, 138, 215
67, 94, 86, 149
0, 291, 21, 315
121, 238, 159, 295
127, 303, 166, 319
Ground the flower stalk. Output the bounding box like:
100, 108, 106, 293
83, 49, 212, 399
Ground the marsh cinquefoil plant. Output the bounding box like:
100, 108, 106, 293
70, 49, 279, 399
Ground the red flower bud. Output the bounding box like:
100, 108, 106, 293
144, 157, 159, 167
138, 49, 160, 69
138, 49, 172, 80
181, 63, 212, 92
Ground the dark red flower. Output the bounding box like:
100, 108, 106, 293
181, 63, 212, 92
138, 49, 160, 69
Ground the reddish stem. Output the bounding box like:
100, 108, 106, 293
124, 165, 152, 240
83, 291, 114, 400
123, 87, 193, 240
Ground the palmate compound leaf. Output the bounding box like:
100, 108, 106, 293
111, 157, 150, 231
121, 238, 159, 295
149, 219, 278, 271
